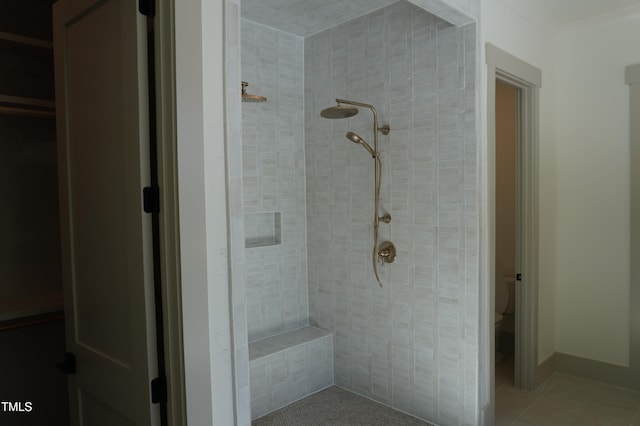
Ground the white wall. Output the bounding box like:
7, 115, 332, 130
482, 0, 640, 369
480, 0, 558, 363
554, 8, 640, 366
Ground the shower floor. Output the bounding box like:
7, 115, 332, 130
252, 386, 433, 425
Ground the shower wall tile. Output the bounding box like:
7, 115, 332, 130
305, 2, 477, 425
242, 20, 309, 342
248, 327, 334, 420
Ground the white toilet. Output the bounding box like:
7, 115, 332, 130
495, 273, 515, 361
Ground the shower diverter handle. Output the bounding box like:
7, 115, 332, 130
377, 241, 396, 264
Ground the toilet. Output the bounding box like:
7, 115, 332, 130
495, 273, 515, 362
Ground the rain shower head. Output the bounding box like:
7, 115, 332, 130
241, 81, 267, 103
346, 131, 376, 157
320, 101, 359, 119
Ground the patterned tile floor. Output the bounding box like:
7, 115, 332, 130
252, 386, 432, 425
251, 358, 640, 426
496, 355, 640, 425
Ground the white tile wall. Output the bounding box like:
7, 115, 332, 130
304, 2, 478, 425
249, 327, 334, 420
241, 20, 309, 342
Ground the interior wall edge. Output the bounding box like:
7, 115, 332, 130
626, 63, 640, 84
627, 62, 640, 395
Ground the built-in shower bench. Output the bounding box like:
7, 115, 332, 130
248, 326, 333, 420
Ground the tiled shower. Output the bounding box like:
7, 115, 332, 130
228, 1, 479, 424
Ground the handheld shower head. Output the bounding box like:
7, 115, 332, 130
346, 131, 376, 157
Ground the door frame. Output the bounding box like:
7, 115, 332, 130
626, 63, 640, 390
154, 1, 187, 424
486, 43, 541, 394
140, 0, 239, 423
170, 0, 237, 424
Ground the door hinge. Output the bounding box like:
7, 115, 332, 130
516, 273, 522, 281
139, 0, 155, 17
151, 376, 167, 404
57, 352, 77, 375
143, 186, 160, 213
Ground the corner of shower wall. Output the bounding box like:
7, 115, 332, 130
238, 16, 337, 422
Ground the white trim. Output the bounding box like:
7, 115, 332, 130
626, 63, 640, 85
486, 43, 542, 397
486, 43, 542, 88
175, 0, 236, 424
626, 63, 640, 390
155, 1, 187, 424
482, 69, 497, 425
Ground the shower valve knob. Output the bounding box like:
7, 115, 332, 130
378, 241, 396, 264
379, 213, 391, 224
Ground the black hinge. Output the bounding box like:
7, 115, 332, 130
143, 186, 160, 213
516, 273, 522, 281
57, 352, 76, 375
139, 0, 155, 17
151, 376, 167, 404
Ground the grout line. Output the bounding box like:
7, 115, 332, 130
500, 372, 640, 426
507, 378, 547, 425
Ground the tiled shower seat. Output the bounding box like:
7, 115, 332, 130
249, 326, 333, 420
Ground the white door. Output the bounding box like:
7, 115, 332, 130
53, 0, 159, 424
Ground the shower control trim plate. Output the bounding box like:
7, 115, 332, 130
378, 241, 396, 264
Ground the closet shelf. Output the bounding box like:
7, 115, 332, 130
0, 31, 52, 49
0, 94, 55, 118
0, 105, 54, 118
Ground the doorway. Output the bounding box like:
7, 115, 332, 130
495, 79, 519, 388
484, 42, 543, 425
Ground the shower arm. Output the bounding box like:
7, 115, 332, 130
335, 98, 390, 138
335, 98, 388, 287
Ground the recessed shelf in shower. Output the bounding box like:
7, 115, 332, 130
244, 212, 281, 248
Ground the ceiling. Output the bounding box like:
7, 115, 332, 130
240, 0, 400, 37
531, 0, 640, 26
240, 0, 640, 37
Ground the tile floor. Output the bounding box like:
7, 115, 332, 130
252, 386, 431, 425
496, 355, 640, 425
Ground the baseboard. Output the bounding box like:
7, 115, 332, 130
554, 352, 639, 391
534, 353, 555, 388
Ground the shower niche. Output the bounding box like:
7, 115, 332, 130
244, 212, 281, 248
